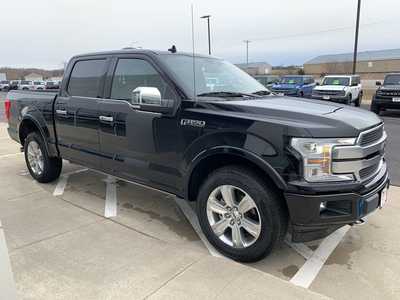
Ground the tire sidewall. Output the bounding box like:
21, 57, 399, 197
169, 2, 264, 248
197, 168, 281, 262
24, 132, 49, 182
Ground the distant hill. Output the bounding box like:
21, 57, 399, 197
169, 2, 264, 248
0, 67, 64, 80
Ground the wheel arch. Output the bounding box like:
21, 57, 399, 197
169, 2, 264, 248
184, 146, 287, 202
19, 115, 57, 157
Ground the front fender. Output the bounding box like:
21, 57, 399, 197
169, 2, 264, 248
182, 132, 288, 199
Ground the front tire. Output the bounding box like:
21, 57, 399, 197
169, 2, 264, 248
196, 166, 287, 262
24, 132, 62, 183
355, 93, 362, 107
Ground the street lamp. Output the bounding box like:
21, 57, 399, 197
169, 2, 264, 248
352, 0, 361, 74
201, 15, 212, 55
243, 40, 251, 67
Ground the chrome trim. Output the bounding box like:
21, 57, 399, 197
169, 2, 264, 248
333, 131, 386, 160
356, 123, 384, 145
99, 116, 113, 122
332, 124, 385, 183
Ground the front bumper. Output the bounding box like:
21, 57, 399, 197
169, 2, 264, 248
284, 162, 389, 242
312, 94, 347, 103
373, 96, 400, 109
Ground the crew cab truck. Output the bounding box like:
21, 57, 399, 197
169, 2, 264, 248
5, 49, 389, 262
312, 75, 363, 106
371, 73, 400, 115
270, 75, 316, 98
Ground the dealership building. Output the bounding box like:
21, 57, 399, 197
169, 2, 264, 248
304, 48, 400, 79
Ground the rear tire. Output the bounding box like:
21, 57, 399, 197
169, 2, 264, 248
196, 165, 288, 262
24, 132, 62, 183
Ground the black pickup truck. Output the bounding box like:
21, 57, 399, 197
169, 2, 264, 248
371, 73, 400, 115
5, 49, 389, 262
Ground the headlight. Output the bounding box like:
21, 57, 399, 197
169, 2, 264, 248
291, 137, 356, 182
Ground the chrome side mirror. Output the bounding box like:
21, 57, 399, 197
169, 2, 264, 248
131, 87, 162, 106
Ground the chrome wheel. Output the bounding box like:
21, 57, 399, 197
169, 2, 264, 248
206, 185, 262, 248
27, 140, 44, 176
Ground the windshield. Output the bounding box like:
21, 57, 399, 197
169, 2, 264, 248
384, 75, 400, 85
280, 77, 303, 84
322, 77, 350, 86
34, 81, 42, 85
0, 80, 9, 84
21, 81, 31, 85
159, 54, 268, 98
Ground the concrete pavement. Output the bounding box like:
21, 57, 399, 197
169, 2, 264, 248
0, 118, 399, 299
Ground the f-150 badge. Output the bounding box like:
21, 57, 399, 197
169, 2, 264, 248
180, 119, 206, 128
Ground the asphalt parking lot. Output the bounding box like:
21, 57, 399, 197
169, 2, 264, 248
0, 91, 399, 299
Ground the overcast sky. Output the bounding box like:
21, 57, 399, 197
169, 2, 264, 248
1, 0, 399, 69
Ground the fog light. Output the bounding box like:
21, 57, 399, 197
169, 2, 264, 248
320, 201, 327, 212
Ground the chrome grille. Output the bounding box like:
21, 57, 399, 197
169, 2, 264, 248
313, 90, 345, 96
359, 161, 381, 180
377, 90, 400, 97
332, 124, 386, 182
359, 125, 384, 146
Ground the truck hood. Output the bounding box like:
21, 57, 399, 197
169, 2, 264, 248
314, 85, 346, 91
195, 96, 382, 138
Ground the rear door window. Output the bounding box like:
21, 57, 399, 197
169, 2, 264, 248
68, 59, 106, 97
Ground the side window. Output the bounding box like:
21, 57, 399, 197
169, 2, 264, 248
68, 59, 106, 97
111, 58, 174, 101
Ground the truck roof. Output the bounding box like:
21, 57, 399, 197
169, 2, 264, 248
71, 48, 218, 60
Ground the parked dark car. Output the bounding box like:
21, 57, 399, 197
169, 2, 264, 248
4, 49, 389, 262
9, 80, 20, 90
371, 73, 400, 115
270, 75, 316, 98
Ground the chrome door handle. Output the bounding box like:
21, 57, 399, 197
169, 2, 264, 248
56, 109, 67, 115
99, 116, 113, 122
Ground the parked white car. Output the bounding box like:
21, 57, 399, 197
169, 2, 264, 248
0, 80, 10, 91
18, 80, 34, 90
33, 81, 46, 90
311, 75, 363, 106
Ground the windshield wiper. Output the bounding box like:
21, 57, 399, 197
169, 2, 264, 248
197, 91, 258, 98
252, 90, 271, 96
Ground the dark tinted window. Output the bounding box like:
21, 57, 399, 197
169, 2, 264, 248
323, 77, 350, 86
111, 59, 173, 100
384, 75, 400, 85
68, 59, 105, 97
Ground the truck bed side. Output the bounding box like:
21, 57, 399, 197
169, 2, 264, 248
6, 90, 59, 157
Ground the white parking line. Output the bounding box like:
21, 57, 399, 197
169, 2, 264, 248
0, 220, 17, 300
0, 153, 22, 159
290, 225, 351, 288
53, 168, 88, 196
174, 197, 223, 258
104, 176, 118, 218
285, 238, 314, 260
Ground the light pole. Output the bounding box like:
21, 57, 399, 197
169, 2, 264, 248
352, 0, 361, 74
244, 40, 251, 67
201, 15, 212, 55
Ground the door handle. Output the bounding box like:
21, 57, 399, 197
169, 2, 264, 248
56, 109, 67, 115
99, 116, 113, 122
